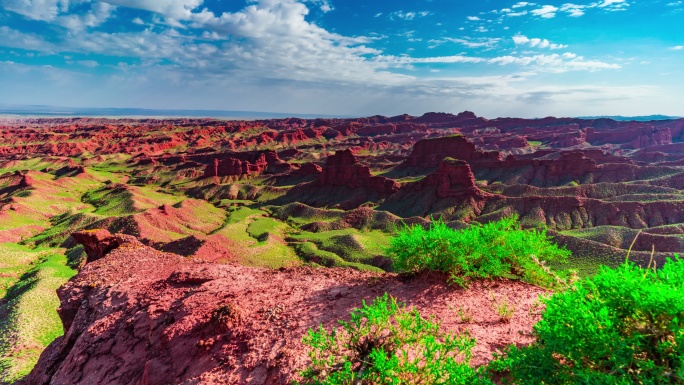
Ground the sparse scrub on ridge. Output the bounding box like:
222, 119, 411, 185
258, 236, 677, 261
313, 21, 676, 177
298, 293, 491, 385
490, 257, 684, 384
387, 215, 571, 288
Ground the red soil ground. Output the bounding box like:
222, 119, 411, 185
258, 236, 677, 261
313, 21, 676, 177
23, 234, 546, 385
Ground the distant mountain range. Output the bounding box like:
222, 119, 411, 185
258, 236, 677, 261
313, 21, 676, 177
0, 104, 353, 119
576, 115, 682, 121
1, 105, 680, 122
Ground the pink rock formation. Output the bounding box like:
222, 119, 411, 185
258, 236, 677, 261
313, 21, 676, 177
401, 135, 501, 169
421, 158, 488, 199
317, 150, 398, 195
71, 229, 141, 264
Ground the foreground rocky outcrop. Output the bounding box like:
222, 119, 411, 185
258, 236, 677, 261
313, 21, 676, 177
23, 233, 546, 385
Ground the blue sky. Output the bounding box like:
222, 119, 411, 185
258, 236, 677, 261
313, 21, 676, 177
0, 0, 682, 118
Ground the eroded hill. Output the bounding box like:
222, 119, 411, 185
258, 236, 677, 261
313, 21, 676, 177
2, 111, 684, 382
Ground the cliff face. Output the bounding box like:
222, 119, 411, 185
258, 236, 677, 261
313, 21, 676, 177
202, 151, 292, 179
316, 149, 399, 196
22, 233, 545, 385
400, 135, 502, 170
420, 158, 487, 199
378, 158, 492, 219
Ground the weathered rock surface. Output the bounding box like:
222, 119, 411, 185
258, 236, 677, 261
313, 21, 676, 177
70, 229, 141, 264
317, 149, 399, 195
22, 235, 547, 385
400, 135, 502, 170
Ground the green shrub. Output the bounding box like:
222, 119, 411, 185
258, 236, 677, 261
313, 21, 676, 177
491, 257, 684, 384
298, 293, 491, 385
387, 216, 570, 288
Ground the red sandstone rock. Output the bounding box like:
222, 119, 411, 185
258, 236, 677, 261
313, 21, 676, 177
423, 158, 487, 199
18, 172, 33, 188
317, 150, 398, 195
293, 162, 322, 176
401, 135, 501, 169
71, 229, 141, 264
22, 238, 546, 385
202, 151, 292, 179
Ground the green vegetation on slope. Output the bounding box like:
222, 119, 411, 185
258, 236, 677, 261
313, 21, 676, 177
492, 256, 684, 384
0, 248, 75, 383
303, 258, 684, 384
289, 229, 389, 270
387, 216, 571, 288
298, 293, 488, 385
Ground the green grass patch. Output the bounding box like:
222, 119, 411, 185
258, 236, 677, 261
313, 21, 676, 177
0, 250, 75, 383
26, 212, 103, 247
226, 206, 263, 224
289, 229, 390, 268
246, 217, 285, 241
213, 216, 301, 269
294, 242, 382, 272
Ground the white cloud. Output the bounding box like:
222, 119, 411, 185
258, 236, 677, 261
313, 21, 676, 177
0, 0, 114, 29
377, 51, 619, 73
75, 60, 100, 67
467, 16, 481, 20
560, 3, 586, 17
499, 0, 629, 20
512, 34, 568, 49
99, 0, 203, 20
489, 53, 620, 72
0, 26, 57, 52
377, 55, 485, 64
0, 0, 637, 118
302, 0, 333, 13
597, 0, 626, 8
531, 5, 559, 18
512, 2, 535, 8
670, 46, 684, 50
1, 0, 69, 21
58, 2, 115, 31
390, 10, 430, 20
429, 37, 501, 49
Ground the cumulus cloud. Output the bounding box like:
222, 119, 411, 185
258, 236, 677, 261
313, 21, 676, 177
0, 26, 57, 52
0, 0, 635, 117
512, 2, 536, 8
560, 4, 586, 17
0, 0, 72, 21
512, 34, 568, 49
502, 0, 629, 20
99, 0, 204, 20
389, 10, 430, 20
1, 0, 114, 29
531, 5, 559, 18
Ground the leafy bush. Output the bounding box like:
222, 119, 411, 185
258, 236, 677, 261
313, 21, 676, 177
491, 257, 684, 384
298, 293, 491, 385
387, 216, 570, 288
